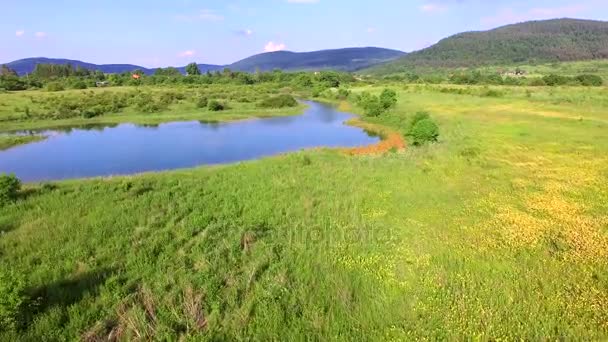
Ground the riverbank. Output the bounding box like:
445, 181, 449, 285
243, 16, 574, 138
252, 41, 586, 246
0, 134, 45, 151
0, 86, 307, 132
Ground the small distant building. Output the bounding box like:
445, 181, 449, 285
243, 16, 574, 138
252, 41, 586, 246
96, 81, 109, 87
132, 74, 141, 79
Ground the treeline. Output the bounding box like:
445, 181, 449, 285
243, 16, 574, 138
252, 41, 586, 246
382, 71, 604, 87
0, 63, 354, 92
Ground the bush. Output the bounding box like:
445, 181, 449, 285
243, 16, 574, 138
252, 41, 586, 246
45, 82, 65, 92
70, 80, 87, 89
410, 118, 439, 146
0, 76, 27, 91
336, 88, 351, 100
528, 78, 547, 87
0, 174, 21, 206
408, 111, 430, 131
576, 74, 603, 87
379, 89, 397, 109
356, 89, 398, 117
258, 94, 298, 108
0, 269, 27, 331
208, 100, 226, 111
481, 89, 503, 97
542, 74, 570, 86
195, 96, 208, 108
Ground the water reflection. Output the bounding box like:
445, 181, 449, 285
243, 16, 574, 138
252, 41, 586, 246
0, 101, 379, 182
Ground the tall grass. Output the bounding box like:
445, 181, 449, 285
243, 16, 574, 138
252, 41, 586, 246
1, 85, 608, 339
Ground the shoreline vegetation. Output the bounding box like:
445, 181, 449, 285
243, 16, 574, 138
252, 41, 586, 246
0, 134, 45, 151
0, 87, 309, 132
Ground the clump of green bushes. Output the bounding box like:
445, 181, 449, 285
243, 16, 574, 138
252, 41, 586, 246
208, 100, 227, 111
45, 82, 65, 92
35, 91, 130, 119
575, 74, 603, 86
0, 269, 27, 331
355, 88, 397, 117
406, 112, 440, 145
539, 74, 604, 87
257, 94, 298, 108
195, 95, 208, 108
0, 173, 21, 206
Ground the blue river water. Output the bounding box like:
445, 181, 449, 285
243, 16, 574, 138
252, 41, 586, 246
0, 101, 379, 182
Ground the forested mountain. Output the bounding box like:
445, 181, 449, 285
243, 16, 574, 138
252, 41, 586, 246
366, 18, 608, 75
227, 47, 406, 72
5, 58, 223, 76
4, 47, 404, 75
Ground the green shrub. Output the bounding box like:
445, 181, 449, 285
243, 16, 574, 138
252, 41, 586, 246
576, 74, 603, 87
542, 74, 570, 86
258, 94, 298, 108
481, 89, 503, 97
356, 89, 398, 117
70, 80, 87, 89
208, 100, 226, 111
363, 96, 384, 117
410, 118, 439, 146
195, 96, 208, 108
408, 111, 430, 131
0, 174, 21, 206
529, 78, 547, 87
337, 88, 351, 100
379, 88, 397, 109
0, 269, 27, 331
45, 82, 65, 92
82, 105, 105, 118
0, 76, 27, 91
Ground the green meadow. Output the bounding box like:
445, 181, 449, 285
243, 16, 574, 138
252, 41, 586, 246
0, 85, 306, 132
1, 84, 608, 340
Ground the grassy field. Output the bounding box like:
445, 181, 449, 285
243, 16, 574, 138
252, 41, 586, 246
0, 85, 306, 132
365, 59, 608, 82
477, 59, 608, 80
1, 84, 607, 339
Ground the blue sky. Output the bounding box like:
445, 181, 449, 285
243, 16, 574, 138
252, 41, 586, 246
2, 0, 607, 67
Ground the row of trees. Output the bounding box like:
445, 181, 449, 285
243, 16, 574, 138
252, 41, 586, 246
381, 71, 604, 87
0, 62, 353, 91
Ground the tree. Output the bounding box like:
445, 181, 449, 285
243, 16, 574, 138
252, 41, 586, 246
185, 63, 201, 76
0, 65, 17, 77
410, 118, 439, 145
379, 89, 397, 110
0, 174, 21, 206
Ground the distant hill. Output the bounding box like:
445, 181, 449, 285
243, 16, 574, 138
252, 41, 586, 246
227, 47, 406, 72
4, 47, 405, 76
366, 18, 608, 75
4, 58, 224, 76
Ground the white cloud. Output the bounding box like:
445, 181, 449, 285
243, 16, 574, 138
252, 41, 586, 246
178, 50, 196, 57
366, 27, 376, 34
175, 9, 224, 22
420, 3, 447, 13
287, 0, 319, 3
264, 41, 286, 52
15, 30, 25, 37
34, 31, 47, 38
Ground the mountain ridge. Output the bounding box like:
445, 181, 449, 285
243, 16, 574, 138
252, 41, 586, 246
4, 47, 406, 76
365, 18, 608, 75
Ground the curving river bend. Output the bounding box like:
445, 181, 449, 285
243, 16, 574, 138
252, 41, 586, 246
0, 101, 379, 182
